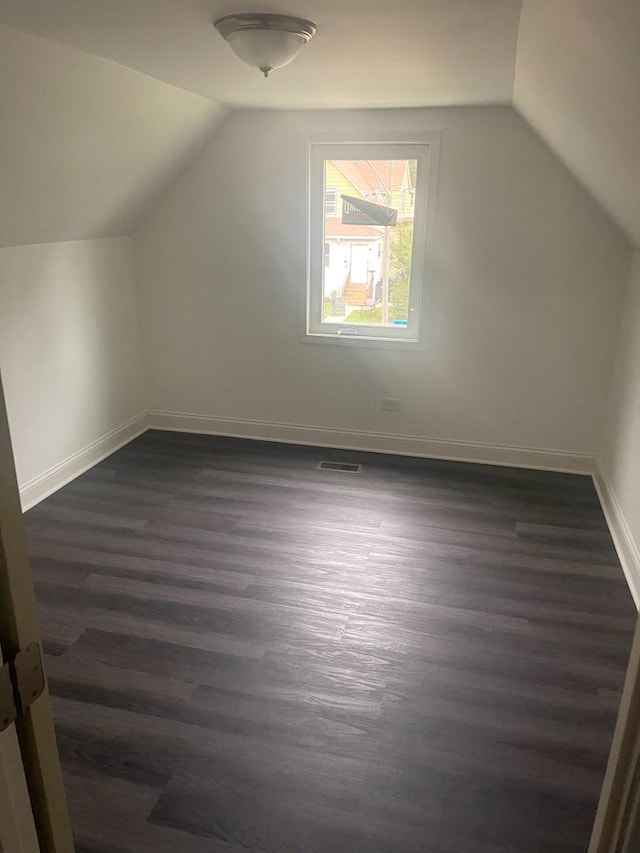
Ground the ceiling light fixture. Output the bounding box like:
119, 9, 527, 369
213, 13, 316, 78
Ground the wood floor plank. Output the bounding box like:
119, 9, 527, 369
24, 430, 637, 853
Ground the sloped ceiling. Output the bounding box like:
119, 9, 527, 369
515, 0, 640, 247
0, 25, 226, 247
0, 0, 522, 109
0, 1, 638, 247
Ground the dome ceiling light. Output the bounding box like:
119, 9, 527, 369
213, 13, 317, 78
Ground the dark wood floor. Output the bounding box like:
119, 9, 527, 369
24, 430, 636, 853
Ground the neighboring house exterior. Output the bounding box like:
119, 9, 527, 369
323, 159, 415, 306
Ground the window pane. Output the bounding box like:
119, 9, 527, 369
322, 158, 417, 328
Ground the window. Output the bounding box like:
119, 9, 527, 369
306, 139, 436, 346
324, 188, 338, 216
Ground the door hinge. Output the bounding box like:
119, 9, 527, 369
0, 643, 45, 732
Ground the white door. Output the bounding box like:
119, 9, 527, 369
350, 244, 369, 283
0, 641, 40, 853
0, 372, 74, 853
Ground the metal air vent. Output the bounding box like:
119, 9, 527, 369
317, 461, 361, 473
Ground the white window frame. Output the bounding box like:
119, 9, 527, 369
305, 135, 439, 348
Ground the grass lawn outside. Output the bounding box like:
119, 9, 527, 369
345, 307, 382, 323
344, 305, 408, 324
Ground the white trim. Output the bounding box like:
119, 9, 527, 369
305, 136, 440, 349
19, 412, 149, 511
147, 410, 595, 474
593, 464, 640, 609
15, 404, 638, 610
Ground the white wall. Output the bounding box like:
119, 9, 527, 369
135, 107, 631, 468
600, 251, 640, 599
515, 0, 640, 244
0, 25, 226, 248
0, 238, 146, 497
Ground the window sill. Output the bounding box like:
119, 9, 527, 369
301, 331, 425, 351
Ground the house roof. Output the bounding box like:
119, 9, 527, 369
324, 221, 384, 240
333, 161, 410, 200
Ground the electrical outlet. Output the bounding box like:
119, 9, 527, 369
381, 397, 401, 412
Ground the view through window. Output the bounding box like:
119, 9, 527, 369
306, 141, 433, 345
322, 158, 417, 330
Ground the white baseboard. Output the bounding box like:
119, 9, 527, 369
18, 406, 636, 608
19, 412, 149, 511
147, 410, 596, 474
593, 465, 640, 609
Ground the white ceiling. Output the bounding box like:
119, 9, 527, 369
0, 25, 226, 247
0, 0, 638, 247
514, 0, 640, 247
0, 0, 522, 108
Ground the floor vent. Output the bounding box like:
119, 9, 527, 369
317, 461, 362, 473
